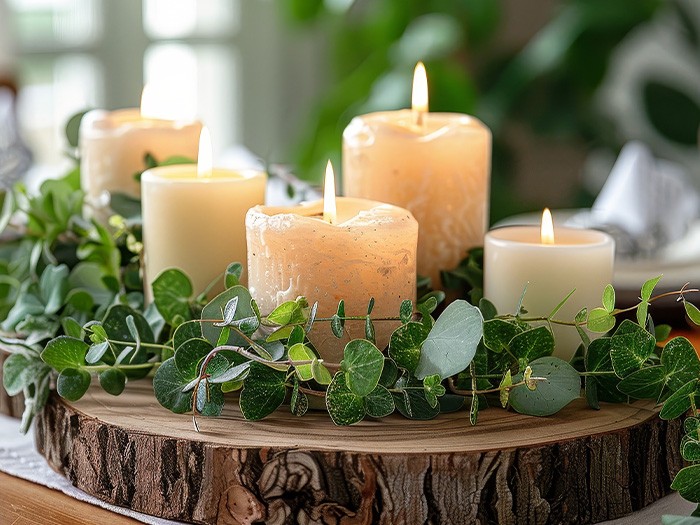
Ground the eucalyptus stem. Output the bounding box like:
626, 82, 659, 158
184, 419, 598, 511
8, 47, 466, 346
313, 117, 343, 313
215, 344, 341, 371
109, 339, 172, 350
84, 362, 161, 372
447, 376, 547, 397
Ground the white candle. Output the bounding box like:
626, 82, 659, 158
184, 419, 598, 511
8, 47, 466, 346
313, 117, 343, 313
246, 163, 418, 363
80, 85, 202, 209
484, 210, 615, 360
142, 128, 266, 300
343, 62, 491, 289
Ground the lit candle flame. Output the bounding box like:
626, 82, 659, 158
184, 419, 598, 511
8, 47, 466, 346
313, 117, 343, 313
323, 160, 337, 225
197, 127, 213, 178
541, 208, 555, 244
140, 83, 173, 120
412, 61, 428, 126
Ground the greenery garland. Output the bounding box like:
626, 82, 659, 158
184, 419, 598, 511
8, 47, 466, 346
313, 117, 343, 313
3, 129, 700, 524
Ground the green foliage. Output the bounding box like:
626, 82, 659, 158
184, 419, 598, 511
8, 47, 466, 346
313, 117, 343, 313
341, 339, 384, 397
509, 357, 581, 416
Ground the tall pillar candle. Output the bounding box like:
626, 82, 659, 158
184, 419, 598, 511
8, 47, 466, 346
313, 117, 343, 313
246, 196, 418, 364
343, 63, 491, 289
483, 211, 615, 360
141, 130, 266, 300
80, 103, 201, 205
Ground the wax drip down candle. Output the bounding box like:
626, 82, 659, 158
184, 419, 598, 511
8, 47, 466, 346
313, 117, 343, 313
141, 127, 266, 302
484, 209, 615, 361
343, 62, 491, 290
246, 161, 418, 364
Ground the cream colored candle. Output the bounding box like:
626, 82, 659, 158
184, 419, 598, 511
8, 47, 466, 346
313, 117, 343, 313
484, 211, 615, 360
142, 129, 266, 300
343, 62, 491, 289
246, 165, 418, 363
80, 87, 202, 207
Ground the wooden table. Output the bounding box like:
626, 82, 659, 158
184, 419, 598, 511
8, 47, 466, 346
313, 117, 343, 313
2, 329, 699, 524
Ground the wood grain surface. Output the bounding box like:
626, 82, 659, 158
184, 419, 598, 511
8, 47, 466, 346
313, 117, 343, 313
34, 380, 684, 525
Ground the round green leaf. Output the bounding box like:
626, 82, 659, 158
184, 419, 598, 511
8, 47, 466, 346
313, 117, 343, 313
41, 336, 88, 372
174, 338, 214, 378
416, 300, 483, 380
365, 384, 394, 418
239, 362, 287, 420
509, 357, 581, 417
341, 339, 384, 397
326, 372, 365, 426
388, 322, 428, 372
98, 368, 126, 396
152, 269, 193, 324
57, 368, 91, 401
586, 307, 615, 333
153, 357, 193, 413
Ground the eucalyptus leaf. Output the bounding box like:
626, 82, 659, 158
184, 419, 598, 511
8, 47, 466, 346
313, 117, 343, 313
85, 341, 110, 364
671, 465, 700, 503
584, 337, 625, 403
57, 368, 91, 401
509, 325, 554, 362
509, 357, 581, 416
266, 299, 307, 326
660, 380, 697, 420
174, 338, 214, 378
609, 320, 655, 378
311, 359, 332, 385
209, 361, 250, 384
341, 339, 384, 397
662, 337, 700, 392
41, 336, 88, 372
365, 384, 394, 418
289, 343, 316, 381
153, 358, 195, 413
326, 372, 365, 426
239, 362, 287, 420
388, 321, 428, 372
602, 284, 615, 313
225, 262, 243, 288
617, 366, 665, 399
586, 307, 615, 333
483, 319, 521, 353
152, 269, 193, 324
641, 275, 662, 301
201, 286, 256, 347
399, 299, 413, 324
98, 368, 126, 396
2, 353, 31, 396
393, 376, 440, 420
364, 316, 376, 344
686, 302, 700, 326
415, 300, 483, 380
213, 297, 238, 327
290, 380, 308, 416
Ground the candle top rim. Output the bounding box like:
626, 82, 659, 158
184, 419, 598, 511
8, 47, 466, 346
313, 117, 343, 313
141, 165, 267, 183
347, 109, 489, 134
486, 225, 615, 248
81, 108, 202, 132
248, 197, 417, 229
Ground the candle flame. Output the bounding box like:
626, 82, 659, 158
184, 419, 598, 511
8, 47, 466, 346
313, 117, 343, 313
323, 160, 337, 224
140, 83, 175, 120
541, 208, 555, 244
412, 61, 428, 125
197, 126, 213, 178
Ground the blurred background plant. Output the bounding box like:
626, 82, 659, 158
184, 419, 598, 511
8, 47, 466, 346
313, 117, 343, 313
281, 0, 700, 222
3, 0, 699, 222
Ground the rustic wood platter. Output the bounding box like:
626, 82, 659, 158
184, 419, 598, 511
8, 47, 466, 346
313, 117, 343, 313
34, 380, 683, 525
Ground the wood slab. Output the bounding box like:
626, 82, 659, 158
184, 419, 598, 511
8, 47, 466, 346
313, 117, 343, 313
34, 380, 683, 525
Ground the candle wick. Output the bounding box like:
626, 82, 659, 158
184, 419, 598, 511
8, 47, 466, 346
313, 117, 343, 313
413, 109, 424, 127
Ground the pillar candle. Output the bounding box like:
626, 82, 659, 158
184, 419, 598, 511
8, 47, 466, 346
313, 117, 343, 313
484, 211, 615, 360
80, 104, 201, 204
343, 62, 491, 289
246, 195, 418, 364
141, 129, 266, 300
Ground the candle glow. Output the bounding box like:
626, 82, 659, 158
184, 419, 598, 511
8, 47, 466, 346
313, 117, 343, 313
412, 61, 428, 125
197, 127, 213, 179
323, 160, 337, 224
541, 208, 555, 244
